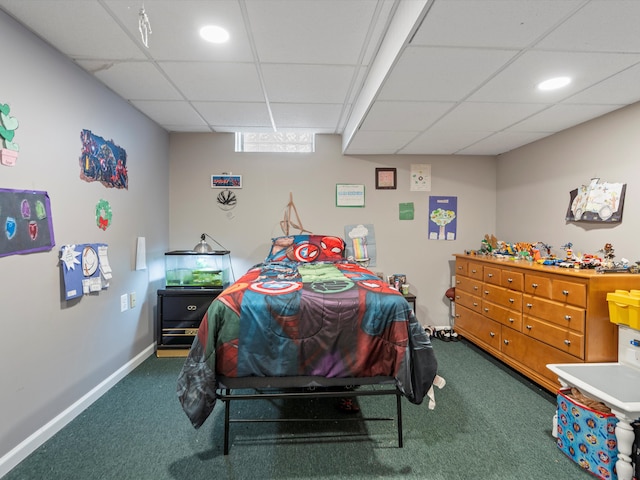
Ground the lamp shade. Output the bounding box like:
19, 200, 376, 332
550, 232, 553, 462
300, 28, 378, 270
193, 234, 213, 253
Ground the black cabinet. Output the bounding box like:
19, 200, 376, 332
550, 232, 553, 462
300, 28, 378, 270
156, 288, 222, 357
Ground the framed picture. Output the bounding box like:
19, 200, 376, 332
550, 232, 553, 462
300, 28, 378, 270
336, 184, 365, 207
375, 168, 397, 190
211, 174, 242, 188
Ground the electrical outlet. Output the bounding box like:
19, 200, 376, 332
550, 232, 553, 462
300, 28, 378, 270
129, 292, 136, 308
120, 294, 128, 312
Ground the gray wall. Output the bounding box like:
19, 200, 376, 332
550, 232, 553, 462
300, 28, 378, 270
4, 2, 640, 475
168, 133, 497, 327
0, 10, 169, 465
497, 102, 640, 262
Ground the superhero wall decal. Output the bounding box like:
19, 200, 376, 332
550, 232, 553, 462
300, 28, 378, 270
79, 129, 128, 189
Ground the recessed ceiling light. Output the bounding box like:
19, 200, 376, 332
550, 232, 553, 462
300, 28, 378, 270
537, 76, 571, 91
200, 25, 229, 44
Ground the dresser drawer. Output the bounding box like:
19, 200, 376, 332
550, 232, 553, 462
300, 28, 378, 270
468, 262, 484, 280
523, 295, 585, 332
482, 299, 522, 330
455, 258, 468, 276
483, 266, 502, 286
455, 275, 482, 295
524, 274, 552, 298
482, 284, 522, 311
522, 317, 584, 359
500, 329, 577, 386
501, 270, 523, 290
160, 295, 215, 321
455, 305, 501, 350
455, 289, 482, 312
551, 279, 587, 308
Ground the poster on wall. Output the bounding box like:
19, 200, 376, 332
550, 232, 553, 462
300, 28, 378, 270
566, 178, 626, 223
429, 196, 457, 240
0, 188, 55, 257
79, 129, 128, 189
344, 224, 377, 267
0, 101, 20, 166
411, 164, 431, 191
60, 243, 111, 300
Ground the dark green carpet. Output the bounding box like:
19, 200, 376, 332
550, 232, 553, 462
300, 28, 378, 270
4, 339, 589, 479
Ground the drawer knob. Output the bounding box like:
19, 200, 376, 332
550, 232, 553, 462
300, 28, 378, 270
484, 290, 489, 295
564, 315, 572, 320
489, 332, 495, 337
473, 286, 478, 290
507, 278, 513, 283
473, 302, 478, 307
186, 305, 197, 311
484, 307, 489, 312
456, 280, 461, 285
503, 339, 509, 345
508, 318, 514, 323
562, 290, 569, 296
526, 303, 533, 308
509, 298, 514, 303
487, 273, 493, 278
564, 339, 571, 346
455, 313, 460, 318
526, 325, 532, 330
471, 269, 477, 273
455, 295, 460, 300
531, 283, 538, 288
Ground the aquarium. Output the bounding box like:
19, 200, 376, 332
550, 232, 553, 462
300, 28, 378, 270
164, 250, 231, 288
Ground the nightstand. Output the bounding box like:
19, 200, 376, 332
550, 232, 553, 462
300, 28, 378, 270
156, 288, 222, 357
402, 292, 416, 313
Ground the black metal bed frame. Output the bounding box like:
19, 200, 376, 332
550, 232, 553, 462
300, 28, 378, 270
216, 376, 403, 455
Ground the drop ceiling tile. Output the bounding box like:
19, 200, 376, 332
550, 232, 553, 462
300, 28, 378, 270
193, 102, 272, 127
344, 131, 420, 154
434, 102, 549, 132
0, 0, 145, 59
270, 103, 343, 130
412, 0, 584, 48
130, 100, 207, 126
261, 64, 356, 103
246, 0, 381, 65
165, 125, 212, 133
535, 0, 640, 53
469, 50, 640, 103
359, 101, 454, 131
77, 60, 183, 100
458, 131, 552, 155
160, 62, 264, 101
377, 46, 518, 102
399, 130, 493, 155
507, 104, 624, 132
105, 0, 254, 62
563, 62, 640, 105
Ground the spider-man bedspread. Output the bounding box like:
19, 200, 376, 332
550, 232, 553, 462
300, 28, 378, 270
177, 235, 439, 428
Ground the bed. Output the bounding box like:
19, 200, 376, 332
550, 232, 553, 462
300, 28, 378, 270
177, 234, 440, 453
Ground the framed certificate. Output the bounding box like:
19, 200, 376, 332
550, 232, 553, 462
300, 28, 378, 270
375, 168, 396, 189
336, 184, 365, 207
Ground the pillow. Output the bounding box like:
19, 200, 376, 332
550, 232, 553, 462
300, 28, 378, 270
265, 235, 346, 263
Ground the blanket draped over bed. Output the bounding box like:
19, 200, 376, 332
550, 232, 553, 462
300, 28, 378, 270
177, 235, 439, 428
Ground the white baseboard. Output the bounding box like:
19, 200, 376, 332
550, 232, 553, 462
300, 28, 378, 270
0, 344, 155, 478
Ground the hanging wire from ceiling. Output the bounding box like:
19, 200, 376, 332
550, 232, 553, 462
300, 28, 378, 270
138, 3, 152, 48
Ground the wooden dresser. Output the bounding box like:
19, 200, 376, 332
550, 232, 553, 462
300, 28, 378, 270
453, 254, 640, 392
